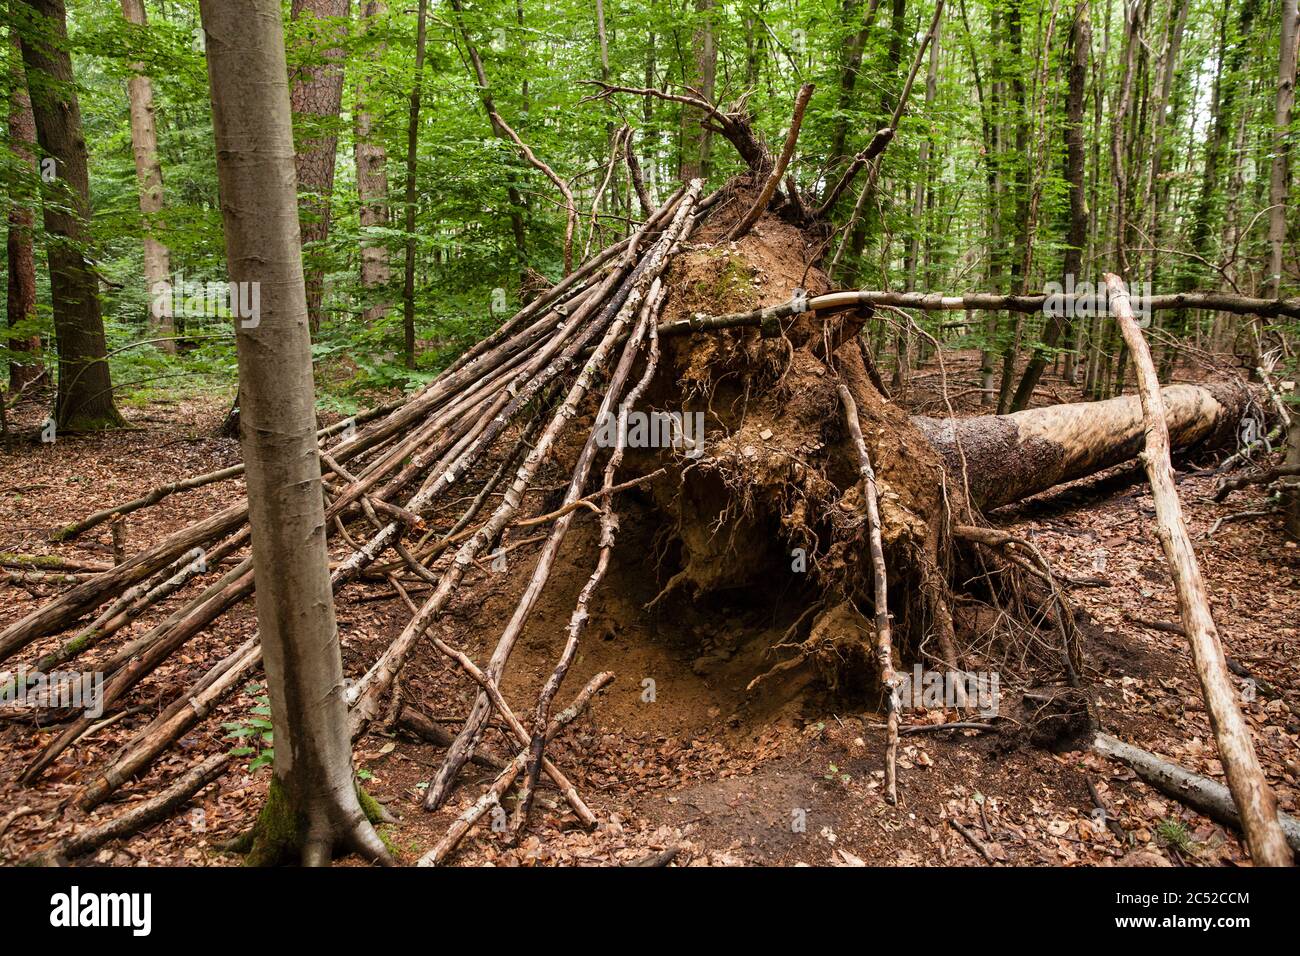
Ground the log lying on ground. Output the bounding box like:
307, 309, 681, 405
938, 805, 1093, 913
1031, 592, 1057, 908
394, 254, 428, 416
914, 384, 1249, 510
1093, 734, 1300, 853
26, 752, 230, 865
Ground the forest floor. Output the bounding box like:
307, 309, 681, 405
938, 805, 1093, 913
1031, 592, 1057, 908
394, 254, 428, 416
0, 355, 1296, 867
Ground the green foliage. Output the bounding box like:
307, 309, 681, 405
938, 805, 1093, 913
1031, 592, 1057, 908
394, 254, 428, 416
223, 683, 273, 772
0, 0, 1293, 402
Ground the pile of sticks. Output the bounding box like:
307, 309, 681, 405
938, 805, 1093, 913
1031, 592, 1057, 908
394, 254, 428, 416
1, 175, 723, 863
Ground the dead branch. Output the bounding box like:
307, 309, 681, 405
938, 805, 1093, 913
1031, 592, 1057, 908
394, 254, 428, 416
1106, 272, 1292, 867
726, 83, 815, 241
28, 753, 230, 865
581, 80, 767, 170
837, 381, 900, 804
416, 671, 613, 866
489, 110, 578, 275
1093, 733, 1300, 853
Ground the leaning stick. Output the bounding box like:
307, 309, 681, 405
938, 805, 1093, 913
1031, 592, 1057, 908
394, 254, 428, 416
838, 382, 899, 805
423, 181, 703, 811
344, 211, 684, 740
490, 110, 578, 275
382, 572, 593, 823
1105, 272, 1292, 867
427, 635, 595, 826
726, 83, 814, 241
417, 672, 613, 867
516, 279, 668, 830
77, 639, 261, 810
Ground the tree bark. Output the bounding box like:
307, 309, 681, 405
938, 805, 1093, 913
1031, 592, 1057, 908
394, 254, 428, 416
915, 383, 1250, 511
401, 0, 428, 369
1106, 274, 1292, 867
680, 0, 716, 181
1266, 0, 1298, 299
1010, 0, 1087, 412
119, 0, 173, 351
355, 0, 390, 323
289, 0, 350, 332
199, 0, 389, 867
17, 0, 123, 430
6, 28, 41, 391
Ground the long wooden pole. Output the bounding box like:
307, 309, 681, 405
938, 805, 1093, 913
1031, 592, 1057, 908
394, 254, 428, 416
1105, 273, 1291, 867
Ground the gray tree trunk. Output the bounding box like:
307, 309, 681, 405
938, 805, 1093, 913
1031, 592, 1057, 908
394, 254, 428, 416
198, 0, 389, 867
119, 0, 173, 350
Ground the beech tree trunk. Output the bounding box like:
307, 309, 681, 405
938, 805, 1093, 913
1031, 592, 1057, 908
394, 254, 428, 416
402, 0, 428, 369
119, 0, 173, 351
6, 30, 41, 391
680, 0, 716, 181
355, 0, 390, 323
1266, 0, 1298, 299
199, 0, 388, 867
17, 0, 123, 430
290, 0, 350, 332
1010, 0, 1087, 411
915, 383, 1249, 510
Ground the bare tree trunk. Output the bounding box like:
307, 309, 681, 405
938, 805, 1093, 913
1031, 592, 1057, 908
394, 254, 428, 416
355, 0, 390, 324
401, 0, 428, 369
826, 0, 882, 177
996, 0, 1031, 414
119, 0, 173, 351
6, 28, 41, 391
198, 0, 389, 867
1106, 274, 1292, 867
1266, 0, 1298, 299
17, 0, 123, 430
680, 0, 716, 181
447, 0, 528, 289
290, 0, 350, 332
1011, 0, 1087, 411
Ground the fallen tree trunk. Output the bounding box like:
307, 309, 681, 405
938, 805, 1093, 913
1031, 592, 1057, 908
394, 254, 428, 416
1094, 734, 1300, 853
914, 384, 1248, 510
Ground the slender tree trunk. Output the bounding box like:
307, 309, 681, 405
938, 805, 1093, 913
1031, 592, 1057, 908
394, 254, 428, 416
1011, 0, 1088, 411
996, 0, 1030, 414
355, 0, 390, 323
119, 0, 173, 351
401, 0, 428, 369
198, 0, 389, 868
826, 0, 883, 177
1266, 0, 1298, 299
680, 0, 716, 181
6, 28, 41, 391
17, 0, 123, 430
1144, 0, 1190, 378
842, 0, 906, 287
289, 0, 350, 333
447, 0, 528, 288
